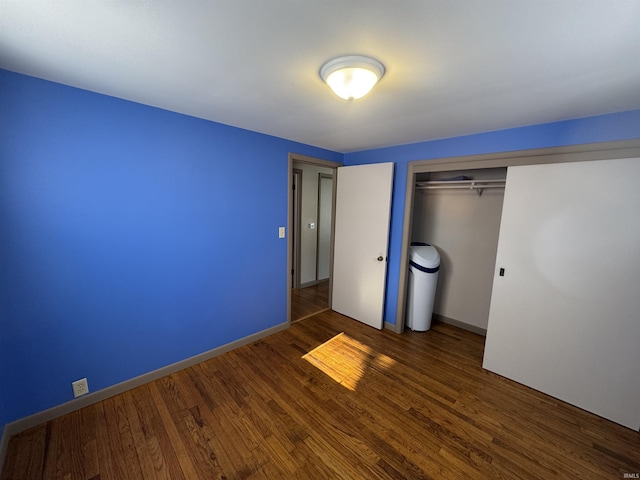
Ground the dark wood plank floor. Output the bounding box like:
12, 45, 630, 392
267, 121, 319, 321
2, 310, 639, 479
291, 281, 329, 322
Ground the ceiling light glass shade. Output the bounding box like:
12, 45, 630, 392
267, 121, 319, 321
320, 55, 385, 101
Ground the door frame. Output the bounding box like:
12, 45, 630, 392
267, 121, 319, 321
287, 153, 342, 326
396, 139, 640, 334
291, 168, 303, 289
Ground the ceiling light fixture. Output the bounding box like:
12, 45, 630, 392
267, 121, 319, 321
320, 55, 385, 101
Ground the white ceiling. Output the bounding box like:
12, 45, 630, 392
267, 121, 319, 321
2, 1, 639, 153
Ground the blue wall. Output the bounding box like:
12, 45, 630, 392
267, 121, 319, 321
344, 110, 640, 327
0, 69, 341, 430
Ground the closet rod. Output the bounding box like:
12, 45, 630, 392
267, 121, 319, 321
415, 179, 506, 196
420, 179, 505, 185
418, 184, 505, 190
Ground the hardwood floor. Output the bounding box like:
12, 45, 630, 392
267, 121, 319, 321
2, 310, 639, 479
291, 281, 329, 322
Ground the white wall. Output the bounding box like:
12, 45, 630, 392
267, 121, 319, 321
317, 175, 333, 281
294, 162, 334, 285
412, 168, 506, 330
483, 157, 640, 430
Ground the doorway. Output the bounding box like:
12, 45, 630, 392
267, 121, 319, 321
287, 154, 341, 324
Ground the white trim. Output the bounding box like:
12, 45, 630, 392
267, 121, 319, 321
433, 314, 487, 337
0, 321, 288, 473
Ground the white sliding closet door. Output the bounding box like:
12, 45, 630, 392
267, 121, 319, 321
483, 157, 640, 430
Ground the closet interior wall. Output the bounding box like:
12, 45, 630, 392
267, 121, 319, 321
411, 167, 507, 333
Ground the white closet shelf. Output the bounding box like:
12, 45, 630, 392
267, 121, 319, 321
416, 179, 506, 196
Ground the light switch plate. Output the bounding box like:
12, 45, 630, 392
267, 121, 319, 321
278, 227, 285, 238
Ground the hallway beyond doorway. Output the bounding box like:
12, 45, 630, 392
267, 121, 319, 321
291, 281, 329, 323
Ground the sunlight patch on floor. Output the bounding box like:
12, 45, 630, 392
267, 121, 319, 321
302, 332, 396, 390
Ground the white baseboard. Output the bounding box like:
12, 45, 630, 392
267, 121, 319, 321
384, 321, 396, 332
0, 321, 288, 475
433, 314, 487, 336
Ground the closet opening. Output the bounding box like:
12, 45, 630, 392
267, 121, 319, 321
408, 167, 507, 335
396, 139, 640, 336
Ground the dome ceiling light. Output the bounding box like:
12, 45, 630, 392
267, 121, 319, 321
320, 55, 385, 101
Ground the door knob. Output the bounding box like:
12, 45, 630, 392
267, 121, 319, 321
377, 256, 384, 262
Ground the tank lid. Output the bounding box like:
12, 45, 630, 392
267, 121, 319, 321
410, 245, 440, 268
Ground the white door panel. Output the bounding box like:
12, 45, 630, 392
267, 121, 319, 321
483, 157, 640, 430
332, 163, 394, 329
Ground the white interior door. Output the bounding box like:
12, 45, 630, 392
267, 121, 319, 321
332, 163, 394, 329
483, 157, 640, 430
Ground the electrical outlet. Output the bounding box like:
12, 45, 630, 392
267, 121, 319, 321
72, 378, 89, 398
